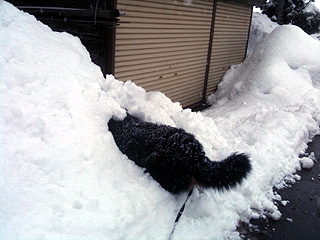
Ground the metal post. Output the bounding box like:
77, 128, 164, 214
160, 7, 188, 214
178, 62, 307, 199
103, 0, 117, 76
244, 6, 254, 59
202, 0, 218, 104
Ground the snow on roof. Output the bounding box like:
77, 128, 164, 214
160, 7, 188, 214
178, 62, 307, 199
1, 1, 320, 239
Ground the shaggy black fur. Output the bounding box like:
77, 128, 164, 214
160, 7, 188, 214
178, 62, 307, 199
108, 113, 252, 193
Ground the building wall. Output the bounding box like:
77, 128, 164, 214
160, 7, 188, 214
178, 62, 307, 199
115, 0, 253, 107
206, 0, 252, 95
115, 0, 214, 107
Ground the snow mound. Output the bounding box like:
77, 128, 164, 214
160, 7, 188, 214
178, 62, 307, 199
1, 2, 320, 240
201, 24, 320, 238
0, 2, 182, 240
247, 12, 279, 57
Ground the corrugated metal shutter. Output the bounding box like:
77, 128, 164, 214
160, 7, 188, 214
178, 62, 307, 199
206, 0, 252, 95
115, 0, 213, 107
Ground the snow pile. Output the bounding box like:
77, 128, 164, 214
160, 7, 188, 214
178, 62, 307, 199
1, 2, 320, 240
0, 2, 182, 239
247, 12, 279, 57
202, 23, 320, 236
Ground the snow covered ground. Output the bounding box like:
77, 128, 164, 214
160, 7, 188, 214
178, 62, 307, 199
309, 0, 320, 12
1, 1, 320, 240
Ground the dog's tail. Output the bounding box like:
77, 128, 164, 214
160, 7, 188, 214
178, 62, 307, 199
194, 153, 251, 190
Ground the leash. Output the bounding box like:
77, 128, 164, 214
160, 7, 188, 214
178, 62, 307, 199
168, 188, 194, 240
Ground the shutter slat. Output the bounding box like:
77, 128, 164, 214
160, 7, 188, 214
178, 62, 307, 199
206, 0, 252, 96
115, 0, 252, 107
116, 0, 213, 107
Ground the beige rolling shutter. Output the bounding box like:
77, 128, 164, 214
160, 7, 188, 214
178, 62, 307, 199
116, 0, 213, 107
206, 0, 252, 95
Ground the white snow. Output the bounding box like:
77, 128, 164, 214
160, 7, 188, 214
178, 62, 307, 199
315, 0, 320, 10
253, 6, 262, 13
1, 1, 320, 240
286, 217, 294, 223
270, 210, 282, 221
305, 1, 320, 13
299, 156, 314, 169
247, 12, 279, 56
280, 200, 289, 206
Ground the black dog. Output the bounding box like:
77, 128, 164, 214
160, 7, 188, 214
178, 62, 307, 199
108, 113, 251, 193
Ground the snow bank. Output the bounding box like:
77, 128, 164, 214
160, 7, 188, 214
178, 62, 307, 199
202, 24, 320, 238
0, 2, 183, 239
247, 12, 279, 57
1, 2, 320, 240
